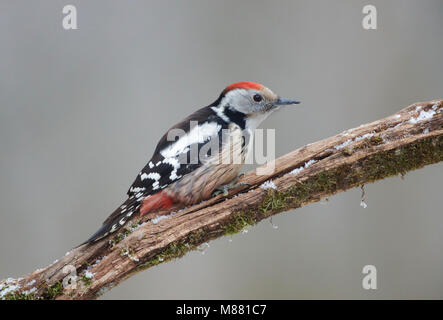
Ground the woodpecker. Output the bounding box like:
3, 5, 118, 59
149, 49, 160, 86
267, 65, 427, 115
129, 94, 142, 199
83, 81, 300, 244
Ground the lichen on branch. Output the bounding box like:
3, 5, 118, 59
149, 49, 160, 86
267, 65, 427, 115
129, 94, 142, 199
1, 99, 442, 300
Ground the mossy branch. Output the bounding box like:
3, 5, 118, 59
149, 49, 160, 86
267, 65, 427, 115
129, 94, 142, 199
1, 99, 442, 300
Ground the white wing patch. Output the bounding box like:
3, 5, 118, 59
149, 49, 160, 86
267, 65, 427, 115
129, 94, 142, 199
160, 122, 222, 159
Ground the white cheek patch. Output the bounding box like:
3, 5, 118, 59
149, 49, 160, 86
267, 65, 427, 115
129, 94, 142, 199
219, 89, 251, 114
221, 89, 249, 106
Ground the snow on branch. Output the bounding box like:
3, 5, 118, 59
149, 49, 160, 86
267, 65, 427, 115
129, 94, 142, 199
1, 99, 442, 300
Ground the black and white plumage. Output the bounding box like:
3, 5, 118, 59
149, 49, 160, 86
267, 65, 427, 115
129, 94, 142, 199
82, 82, 299, 245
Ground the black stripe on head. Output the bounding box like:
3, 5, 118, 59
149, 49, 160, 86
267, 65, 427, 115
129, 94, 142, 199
223, 106, 246, 129
208, 93, 246, 129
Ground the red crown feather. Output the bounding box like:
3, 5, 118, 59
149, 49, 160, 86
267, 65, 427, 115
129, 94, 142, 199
223, 81, 264, 94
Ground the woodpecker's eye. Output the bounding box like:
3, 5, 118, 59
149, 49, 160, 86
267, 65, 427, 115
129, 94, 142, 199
253, 94, 263, 102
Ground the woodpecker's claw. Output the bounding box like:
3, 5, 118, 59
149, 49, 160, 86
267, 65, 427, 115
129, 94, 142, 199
236, 181, 252, 188
211, 181, 252, 197
212, 185, 229, 197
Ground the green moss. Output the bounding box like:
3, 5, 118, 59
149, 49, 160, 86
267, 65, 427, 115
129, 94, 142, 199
41, 281, 63, 300
343, 135, 384, 156
223, 210, 256, 235
2, 291, 36, 300
362, 136, 442, 181
370, 135, 383, 145
260, 189, 288, 215
120, 247, 130, 257
131, 136, 442, 277
343, 147, 354, 156
109, 221, 141, 248
222, 136, 443, 237
138, 241, 191, 270
80, 260, 90, 269
129, 220, 141, 230
109, 230, 131, 247
135, 228, 213, 272
80, 274, 92, 287
1, 284, 37, 300
121, 245, 144, 263
187, 229, 207, 247
109, 229, 132, 248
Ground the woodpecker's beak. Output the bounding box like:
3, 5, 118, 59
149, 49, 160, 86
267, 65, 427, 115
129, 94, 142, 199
274, 97, 301, 106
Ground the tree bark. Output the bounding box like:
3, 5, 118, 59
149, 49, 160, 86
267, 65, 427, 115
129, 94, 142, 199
1, 99, 442, 300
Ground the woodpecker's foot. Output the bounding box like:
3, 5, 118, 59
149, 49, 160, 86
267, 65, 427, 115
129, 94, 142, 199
234, 181, 252, 188
212, 181, 252, 197
231, 173, 252, 189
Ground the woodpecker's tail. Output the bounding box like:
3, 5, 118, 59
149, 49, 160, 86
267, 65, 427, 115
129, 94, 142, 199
80, 198, 141, 246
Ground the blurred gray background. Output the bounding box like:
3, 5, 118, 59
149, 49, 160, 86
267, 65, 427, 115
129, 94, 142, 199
1, 0, 442, 299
